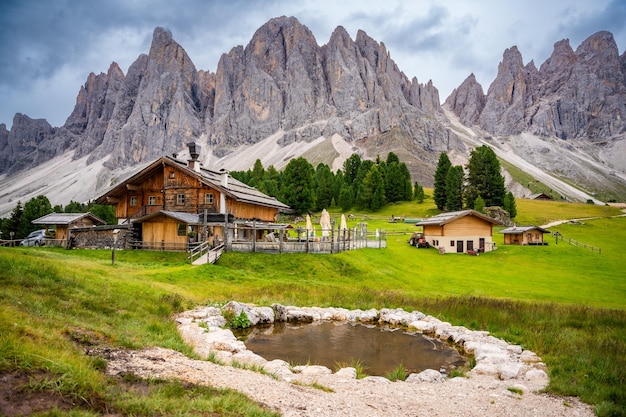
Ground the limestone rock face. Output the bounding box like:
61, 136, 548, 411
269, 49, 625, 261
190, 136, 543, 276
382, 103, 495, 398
0, 114, 56, 174
102, 27, 206, 168
69, 63, 125, 159
478, 46, 532, 135
0, 18, 454, 179
444, 73, 485, 126
449, 31, 626, 141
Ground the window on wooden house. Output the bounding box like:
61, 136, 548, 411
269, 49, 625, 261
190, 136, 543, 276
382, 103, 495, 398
177, 193, 185, 205
205, 193, 214, 204
450, 240, 455, 247
177, 223, 186, 237
169, 171, 175, 179
148, 196, 157, 205
130, 196, 138, 207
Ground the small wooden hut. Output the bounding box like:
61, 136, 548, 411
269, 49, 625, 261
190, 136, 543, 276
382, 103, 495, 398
32, 212, 106, 245
499, 226, 550, 245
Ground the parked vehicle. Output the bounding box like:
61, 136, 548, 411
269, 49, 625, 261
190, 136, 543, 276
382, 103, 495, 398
409, 232, 430, 248
19, 229, 47, 246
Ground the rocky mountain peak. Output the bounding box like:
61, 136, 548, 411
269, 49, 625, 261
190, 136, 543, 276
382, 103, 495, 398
449, 30, 626, 141
477, 45, 530, 135
444, 73, 485, 126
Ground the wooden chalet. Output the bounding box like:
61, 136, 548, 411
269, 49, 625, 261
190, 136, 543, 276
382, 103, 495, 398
32, 212, 106, 245
416, 210, 501, 253
528, 193, 553, 201
95, 143, 290, 250
499, 225, 550, 245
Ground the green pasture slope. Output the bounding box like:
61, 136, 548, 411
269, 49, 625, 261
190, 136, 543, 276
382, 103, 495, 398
0, 199, 625, 416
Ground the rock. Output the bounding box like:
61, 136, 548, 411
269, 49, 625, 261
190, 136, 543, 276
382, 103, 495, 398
445, 73, 486, 126
520, 350, 542, 363
252, 306, 275, 324
498, 363, 523, 380
361, 376, 391, 384
406, 369, 444, 383
450, 30, 626, 142
409, 320, 436, 333
202, 328, 246, 353
524, 369, 549, 381
335, 367, 357, 379
231, 350, 267, 365
471, 363, 500, 377
272, 304, 288, 322
293, 365, 333, 376
506, 345, 523, 355
263, 359, 293, 377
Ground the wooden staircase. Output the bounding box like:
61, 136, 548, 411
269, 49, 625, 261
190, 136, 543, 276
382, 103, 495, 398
189, 242, 224, 265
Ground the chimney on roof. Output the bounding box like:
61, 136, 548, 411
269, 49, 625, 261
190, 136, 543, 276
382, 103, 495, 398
220, 168, 229, 188
187, 142, 201, 172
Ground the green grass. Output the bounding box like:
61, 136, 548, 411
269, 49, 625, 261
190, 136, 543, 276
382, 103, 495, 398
385, 364, 409, 382
0, 199, 625, 416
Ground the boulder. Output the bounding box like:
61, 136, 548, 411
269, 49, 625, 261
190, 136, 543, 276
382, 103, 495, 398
406, 369, 444, 383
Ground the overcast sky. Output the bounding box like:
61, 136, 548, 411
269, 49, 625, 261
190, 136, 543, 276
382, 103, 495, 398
1, 0, 625, 128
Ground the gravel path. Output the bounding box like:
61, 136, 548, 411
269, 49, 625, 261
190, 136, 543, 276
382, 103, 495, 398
105, 347, 594, 417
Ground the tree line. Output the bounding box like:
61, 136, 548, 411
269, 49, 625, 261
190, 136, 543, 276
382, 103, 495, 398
230, 152, 425, 215
433, 145, 516, 217
0, 196, 115, 240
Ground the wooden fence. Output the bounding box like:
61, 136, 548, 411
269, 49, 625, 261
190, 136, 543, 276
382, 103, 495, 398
553, 232, 601, 254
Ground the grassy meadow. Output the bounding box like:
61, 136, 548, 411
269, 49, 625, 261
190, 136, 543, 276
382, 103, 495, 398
0, 198, 625, 416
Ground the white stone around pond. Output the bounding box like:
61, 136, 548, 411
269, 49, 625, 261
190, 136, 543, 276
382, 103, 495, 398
406, 369, 444, 383
174, 302, 550, 388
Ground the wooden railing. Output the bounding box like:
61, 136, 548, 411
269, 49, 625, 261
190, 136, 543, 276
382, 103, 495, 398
188, 241, 224, 264
188, 241, 210, 263
553, 232, 601, 254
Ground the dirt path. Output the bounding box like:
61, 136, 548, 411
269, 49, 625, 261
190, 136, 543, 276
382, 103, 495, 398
105, 347, 594, 417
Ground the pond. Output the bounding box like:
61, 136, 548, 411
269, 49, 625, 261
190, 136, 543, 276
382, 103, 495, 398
234, 321, 467, 376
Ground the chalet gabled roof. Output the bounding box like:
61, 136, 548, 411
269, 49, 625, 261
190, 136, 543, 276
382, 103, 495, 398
499, 226, 550, 235
416, 209, 501, 226
528, 193, 553, 200
94, 156, 290, 211
32, 212, 106, 226
133, 210, 201, 225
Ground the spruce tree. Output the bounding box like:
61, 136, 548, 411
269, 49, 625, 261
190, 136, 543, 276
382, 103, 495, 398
434, 153, 452, 210
314, 163, 335, 211
445, 166, 464, 211
282, 157, 316, 214
504, 191, 517, 219
414, 182, 425, 203
466, 145, 506, 207
473, 196, 486, 213
358, 166, 385, 210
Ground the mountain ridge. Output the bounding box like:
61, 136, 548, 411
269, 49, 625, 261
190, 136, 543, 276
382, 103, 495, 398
1, 18, 625, 215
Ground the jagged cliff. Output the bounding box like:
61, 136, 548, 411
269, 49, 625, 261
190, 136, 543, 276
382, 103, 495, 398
0, 19, 451, 185
447, 31, 626, 140
1, 20, 626, 210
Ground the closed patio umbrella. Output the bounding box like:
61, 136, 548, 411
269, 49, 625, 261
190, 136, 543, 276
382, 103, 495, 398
305, 214, 313, 238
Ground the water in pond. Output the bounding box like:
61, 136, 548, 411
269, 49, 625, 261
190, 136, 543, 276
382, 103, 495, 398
235, 321, 467, 376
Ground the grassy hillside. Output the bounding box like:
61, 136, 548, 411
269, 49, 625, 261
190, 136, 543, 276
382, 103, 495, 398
1, 199, 624, 416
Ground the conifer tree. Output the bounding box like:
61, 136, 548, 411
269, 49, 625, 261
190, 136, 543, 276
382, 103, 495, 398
465, 145, 506, 208
282, 157, 316, 214
314, 163, 335, 211
358, 166, 385, 210
445, 166, 464, 211
434, 153, 452, 210
504, 191, 517, 218
414, 182, 425, 203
